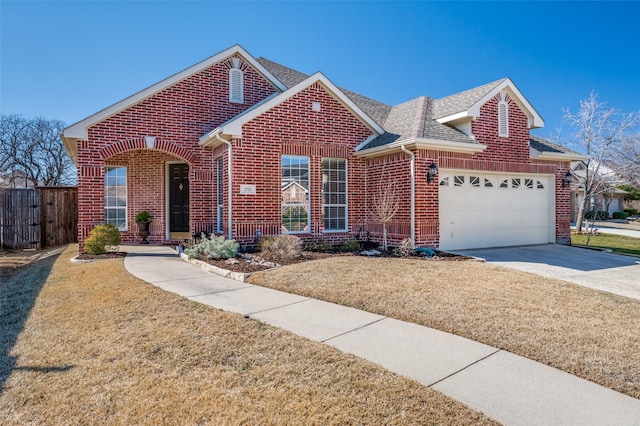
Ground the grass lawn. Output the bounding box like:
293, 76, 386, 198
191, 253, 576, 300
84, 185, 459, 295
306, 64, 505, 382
0, 245, 494, 425
571, 232, 640, 257
248, 256, 640, 400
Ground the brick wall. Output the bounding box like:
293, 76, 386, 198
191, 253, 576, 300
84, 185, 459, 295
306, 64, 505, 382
76, 55, 277, 250
229, 82, 372, 246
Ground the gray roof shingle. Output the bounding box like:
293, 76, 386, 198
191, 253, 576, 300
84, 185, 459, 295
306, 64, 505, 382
255, 57, 503, 152
432, 79, 506, 119
529, 135, 575, 154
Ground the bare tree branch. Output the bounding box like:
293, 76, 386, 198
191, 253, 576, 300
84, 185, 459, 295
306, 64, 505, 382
564, 92, 640, 232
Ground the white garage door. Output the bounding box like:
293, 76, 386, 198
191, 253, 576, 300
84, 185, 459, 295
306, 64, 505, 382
438, 171, 555, 250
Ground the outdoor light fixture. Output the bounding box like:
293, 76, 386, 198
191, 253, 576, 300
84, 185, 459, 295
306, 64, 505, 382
562, 170, 573, 188
427, 161, 438, 184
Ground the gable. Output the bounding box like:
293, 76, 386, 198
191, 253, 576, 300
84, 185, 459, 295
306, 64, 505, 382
200, 72, 383, 148
61, 45, 286, 161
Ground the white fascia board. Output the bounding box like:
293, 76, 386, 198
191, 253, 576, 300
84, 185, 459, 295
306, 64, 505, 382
435, 111, 471, 124
535, 151, 588, 162
217, 72, 385, 138
468, 78, 545, 129
355, 137, 486, 158
62, 44, 287, 141
413, 138, 486, 154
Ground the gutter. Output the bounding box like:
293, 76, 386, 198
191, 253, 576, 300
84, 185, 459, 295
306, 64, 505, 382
400, 144, 415, 248
214, 132, 233, 240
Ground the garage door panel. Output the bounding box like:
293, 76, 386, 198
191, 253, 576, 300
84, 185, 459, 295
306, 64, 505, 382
439, 172, 553, 250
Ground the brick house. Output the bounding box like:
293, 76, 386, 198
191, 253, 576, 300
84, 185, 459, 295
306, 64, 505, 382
61, 45, 582, 252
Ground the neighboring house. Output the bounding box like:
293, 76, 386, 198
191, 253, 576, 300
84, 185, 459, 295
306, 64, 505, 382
568, 160, 628, 220
60, 44, 583, 252
0, 170, 40, 189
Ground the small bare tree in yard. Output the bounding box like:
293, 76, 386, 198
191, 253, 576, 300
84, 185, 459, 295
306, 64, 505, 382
371, 178, 400, 251
564, 92, 639, 233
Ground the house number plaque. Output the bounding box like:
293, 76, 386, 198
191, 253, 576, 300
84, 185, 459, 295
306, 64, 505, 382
239, 184, 257, 195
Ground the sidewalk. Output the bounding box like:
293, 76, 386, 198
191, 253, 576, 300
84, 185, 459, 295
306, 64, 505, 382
123, 245, 640, 425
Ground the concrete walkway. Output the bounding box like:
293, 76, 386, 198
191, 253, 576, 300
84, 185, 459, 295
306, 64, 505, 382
123, 245, 640, 425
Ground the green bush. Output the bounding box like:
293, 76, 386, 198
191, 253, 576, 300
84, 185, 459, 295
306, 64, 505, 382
624, 208, 638, 216
612, 211, 628, 220
185, 234, 239, 260
84, 224, 121, 255
304, 238, 334, 253
135, 211, 152, 222
259, 234, 302, 262
338, 239, 361, 253
584, 211, 610, 220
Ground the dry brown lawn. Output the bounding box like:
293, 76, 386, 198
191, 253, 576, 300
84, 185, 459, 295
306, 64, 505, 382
248, 256, 640, 400
0, 246, 495, 425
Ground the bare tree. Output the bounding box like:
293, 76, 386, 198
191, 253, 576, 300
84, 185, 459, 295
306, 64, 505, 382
371, 178, 400, 251
608, 135, 640, 187
0, 114, 76, 187
564, 92, 639, 232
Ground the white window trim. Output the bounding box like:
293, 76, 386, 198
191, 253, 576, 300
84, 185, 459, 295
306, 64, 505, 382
105, 165, 127, 231
321, 158, 348, 232
281, 155, 310, 234
229, 68, 243, 104
498, 100, 509, 137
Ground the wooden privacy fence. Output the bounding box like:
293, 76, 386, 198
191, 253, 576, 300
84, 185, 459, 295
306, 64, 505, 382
0, 187, 78, 250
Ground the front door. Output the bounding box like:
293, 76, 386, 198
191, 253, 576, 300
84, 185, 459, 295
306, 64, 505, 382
169, 163, 189, 233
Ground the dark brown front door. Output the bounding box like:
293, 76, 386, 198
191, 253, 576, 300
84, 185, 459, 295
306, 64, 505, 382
169, 164, 189, 233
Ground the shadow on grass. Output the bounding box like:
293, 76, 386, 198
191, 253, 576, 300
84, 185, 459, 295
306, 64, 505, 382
0, 251, 64, 393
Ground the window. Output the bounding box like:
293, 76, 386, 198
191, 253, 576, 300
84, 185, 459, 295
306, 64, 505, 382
470, 176, 480, 188
512, 178, 521, 189
454, 175, 465, 187
105, 166, 127, 230
229, 68, 243, 103
439, 176, 450, 186
484, 178, 493, 188
525, 178, 534, 189
499, 179, 509, 188
322, 158, 347, 231
537, 180, 545, 189
281, 155, 310, 233
498, 100, 509, 137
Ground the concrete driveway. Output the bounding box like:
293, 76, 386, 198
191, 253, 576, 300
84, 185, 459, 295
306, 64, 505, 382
453, 244, 640, 301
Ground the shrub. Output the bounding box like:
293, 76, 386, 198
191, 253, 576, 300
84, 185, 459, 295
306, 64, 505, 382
304, 238, 334, 253
585, 211, 610, 220
185, 234, 239, 260
135, 211, 152, 222
393, 237, 416, 257
338, 239, 361, 253
612, 211, 628, 220
624, 208, 638, 216
84, 224, 121, 255
259, 234, 302, 262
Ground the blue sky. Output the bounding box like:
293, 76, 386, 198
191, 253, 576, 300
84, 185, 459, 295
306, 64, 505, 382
2, 1, 639, 148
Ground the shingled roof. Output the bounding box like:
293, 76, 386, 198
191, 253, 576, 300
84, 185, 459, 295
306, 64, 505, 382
432, 79, 506, 119
256, 58, 522, 152
529, 135, 574, 154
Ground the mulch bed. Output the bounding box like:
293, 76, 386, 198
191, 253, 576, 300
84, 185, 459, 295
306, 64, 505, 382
75, 252, 128, 261
192, 249, 471, 274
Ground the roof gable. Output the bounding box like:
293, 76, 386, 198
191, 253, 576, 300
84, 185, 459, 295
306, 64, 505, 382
200, 72, 384, 146
434, 78, 544, 129
62, 45, 286, 144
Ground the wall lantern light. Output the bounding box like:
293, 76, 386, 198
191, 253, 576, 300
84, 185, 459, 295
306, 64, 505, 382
562, 170, 573, 188
427, 161, 438, 184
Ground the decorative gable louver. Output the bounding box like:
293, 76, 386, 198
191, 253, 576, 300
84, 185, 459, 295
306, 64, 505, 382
229, 68, 243, 103
498, 100, 508, 137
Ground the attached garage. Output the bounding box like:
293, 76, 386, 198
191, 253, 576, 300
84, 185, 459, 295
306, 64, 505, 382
438, 170, 555, 250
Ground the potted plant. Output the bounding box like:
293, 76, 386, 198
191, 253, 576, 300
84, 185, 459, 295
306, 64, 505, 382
135, 211, 152, 244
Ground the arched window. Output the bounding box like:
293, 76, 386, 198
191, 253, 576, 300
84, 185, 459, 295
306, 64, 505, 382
498, 100, 509, 137
229, 68, 243, 103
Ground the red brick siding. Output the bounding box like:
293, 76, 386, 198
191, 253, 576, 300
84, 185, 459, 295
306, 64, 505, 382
228, 82, 372, 245
76, 56, 276, 250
